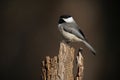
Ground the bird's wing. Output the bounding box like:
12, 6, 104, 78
62, 23, 87, 41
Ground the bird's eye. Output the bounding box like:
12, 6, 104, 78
58, 18, 65, 24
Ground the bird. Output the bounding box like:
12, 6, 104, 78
58, 15, 96, 55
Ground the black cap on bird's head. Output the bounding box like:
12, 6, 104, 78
60, 15, 71, 19
58, 15, 72, 24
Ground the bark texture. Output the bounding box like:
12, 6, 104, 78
41, 42, 84, 80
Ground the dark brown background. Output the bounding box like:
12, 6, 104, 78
1, 0, 119, 80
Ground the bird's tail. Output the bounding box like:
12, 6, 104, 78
82, 41, 96, 55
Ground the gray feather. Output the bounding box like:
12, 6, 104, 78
82, 40, 96, 55
61, 23, 86, 40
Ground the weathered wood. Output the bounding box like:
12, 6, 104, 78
57, 42, 74, 80
41, 42, 84, 80
76, 48, 84, 80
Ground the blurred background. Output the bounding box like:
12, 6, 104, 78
1, 0, 119, 80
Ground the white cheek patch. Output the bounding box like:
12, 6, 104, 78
63, 17, 74, 23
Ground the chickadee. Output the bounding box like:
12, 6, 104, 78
58, 15, 96, 55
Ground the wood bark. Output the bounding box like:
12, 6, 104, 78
41, 42, 84, 80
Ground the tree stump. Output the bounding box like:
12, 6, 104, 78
41, 42, 84, 80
